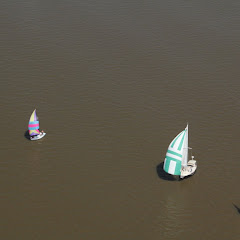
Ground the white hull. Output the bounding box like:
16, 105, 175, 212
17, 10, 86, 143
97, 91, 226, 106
180, 160, 197, 179
30, 132, 46, 141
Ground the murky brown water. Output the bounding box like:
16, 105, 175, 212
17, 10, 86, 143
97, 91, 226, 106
1, 1, 240, 239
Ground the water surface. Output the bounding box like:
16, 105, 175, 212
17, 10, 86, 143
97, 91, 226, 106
1, 1, 240, 239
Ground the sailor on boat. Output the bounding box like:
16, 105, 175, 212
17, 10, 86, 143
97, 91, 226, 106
30, 130, 45, 140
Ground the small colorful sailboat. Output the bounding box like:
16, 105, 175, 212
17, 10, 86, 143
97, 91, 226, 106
163, 124, 197, 179
28, 109, 46, 141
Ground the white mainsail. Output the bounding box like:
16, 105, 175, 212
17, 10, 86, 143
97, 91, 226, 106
163, 125, 188, 176
182, 124, 188, 168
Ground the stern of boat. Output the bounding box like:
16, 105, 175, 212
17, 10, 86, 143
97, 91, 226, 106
180, 159, 197, 179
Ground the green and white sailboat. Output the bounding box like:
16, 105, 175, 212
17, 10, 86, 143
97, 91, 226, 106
163, 124, 197, 179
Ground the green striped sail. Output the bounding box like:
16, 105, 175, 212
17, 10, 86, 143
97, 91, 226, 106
163, 125, 188, 176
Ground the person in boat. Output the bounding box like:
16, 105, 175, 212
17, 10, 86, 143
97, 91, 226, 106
31, 130, 44, 139
182, 166, 186, 171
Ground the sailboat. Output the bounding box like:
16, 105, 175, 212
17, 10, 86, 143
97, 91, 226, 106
163, 124, 197, 179
28, 109, 46, 141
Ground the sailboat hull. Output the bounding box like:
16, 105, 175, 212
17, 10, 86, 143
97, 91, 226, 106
30, 132, 46, 141
180, 160, 197, 179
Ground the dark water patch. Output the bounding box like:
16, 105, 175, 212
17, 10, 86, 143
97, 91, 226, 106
156, 162, 178, 181
233, 204, 240, 214
24, 130, 30, 140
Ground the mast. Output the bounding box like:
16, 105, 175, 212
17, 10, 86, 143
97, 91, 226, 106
182, 124, 188, 167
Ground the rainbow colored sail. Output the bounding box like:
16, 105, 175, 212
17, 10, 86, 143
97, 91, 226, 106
28, 109, 40, 136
